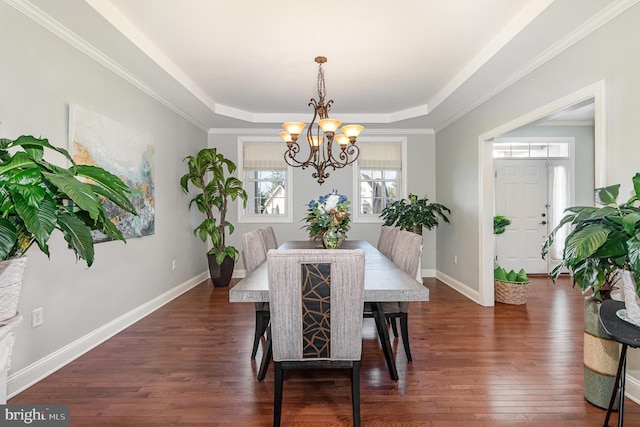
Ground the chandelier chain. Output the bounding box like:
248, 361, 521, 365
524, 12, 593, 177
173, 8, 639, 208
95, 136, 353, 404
317, 62, 326, 102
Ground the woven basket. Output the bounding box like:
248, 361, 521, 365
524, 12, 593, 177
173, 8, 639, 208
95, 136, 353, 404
494, 279, 530, 305
0, 257, 28, 322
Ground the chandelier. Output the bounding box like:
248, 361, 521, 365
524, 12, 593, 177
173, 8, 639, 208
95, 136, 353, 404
279, 56, 363, 185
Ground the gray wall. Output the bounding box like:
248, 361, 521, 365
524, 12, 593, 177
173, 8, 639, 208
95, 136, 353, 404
208, 132, 439, 273
435, 3, 640, 293
1, 3, 208, 379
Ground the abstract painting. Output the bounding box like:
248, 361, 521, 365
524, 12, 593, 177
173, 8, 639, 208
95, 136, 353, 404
69, 104, 155, 242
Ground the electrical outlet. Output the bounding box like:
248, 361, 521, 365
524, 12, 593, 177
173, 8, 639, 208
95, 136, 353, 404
172, 260, 176, 271
32, 307, 43, 328
454, 255, 458, 265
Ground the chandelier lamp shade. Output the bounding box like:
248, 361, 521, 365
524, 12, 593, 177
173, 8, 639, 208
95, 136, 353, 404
279, 56, 364, 184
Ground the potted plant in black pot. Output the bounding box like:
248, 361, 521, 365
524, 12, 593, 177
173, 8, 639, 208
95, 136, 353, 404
180, 147, 248, 287
0, 135, 136, 322
541, 173, 640, 409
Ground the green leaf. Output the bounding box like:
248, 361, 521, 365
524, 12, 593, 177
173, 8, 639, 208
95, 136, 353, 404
595, 184, 620, 206
506, 270, 517, 282
41, 171, 102, 220
622, 212, 640, 236
562, 224, 609, 267
494, 267, 507, 281
572, 260, 603, 293
12, 135, 75, 165
13, 192, 56, 255
0, 151, 37, 176
633, 173, 640, 201
75, 165, 135, 213
57, 213, 95, 267
0, 218, 17, 260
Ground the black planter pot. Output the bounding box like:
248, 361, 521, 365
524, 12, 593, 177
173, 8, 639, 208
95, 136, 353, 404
207, 254, 234, 288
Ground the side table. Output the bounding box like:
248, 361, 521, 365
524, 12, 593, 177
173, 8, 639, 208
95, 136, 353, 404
0, 313, 22, 404
599, 299, 640, 427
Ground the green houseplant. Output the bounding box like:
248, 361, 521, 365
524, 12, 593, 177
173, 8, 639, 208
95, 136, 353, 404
379, 193, 450, 235
0, 135, 136, 320
542, 173, 640, 304
180, 147, 248, 287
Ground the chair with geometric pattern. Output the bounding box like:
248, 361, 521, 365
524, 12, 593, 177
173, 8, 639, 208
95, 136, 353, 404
267, 249, 365, 427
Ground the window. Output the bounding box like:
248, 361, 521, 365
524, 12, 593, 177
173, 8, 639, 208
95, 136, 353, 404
238, 139, 292, 223
493, 138, 570, 158
353, 139, 406, 222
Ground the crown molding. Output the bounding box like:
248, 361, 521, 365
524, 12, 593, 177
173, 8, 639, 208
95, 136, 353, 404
435, 0, 639, 133
208, 128, 435, 136
6, 0, 209, 132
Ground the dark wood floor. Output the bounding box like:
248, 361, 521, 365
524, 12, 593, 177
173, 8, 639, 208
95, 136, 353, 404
10, 275, 640, 426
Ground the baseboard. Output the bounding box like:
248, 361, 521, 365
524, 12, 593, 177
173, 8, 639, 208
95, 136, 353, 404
435, 270, 480, 303
421, 269, 435, 278
626, 371, 640, 405
7, 272, 208, 399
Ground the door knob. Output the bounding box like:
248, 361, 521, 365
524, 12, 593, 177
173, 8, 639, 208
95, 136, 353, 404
541, 220, 547, 225
541, 213, 546, 217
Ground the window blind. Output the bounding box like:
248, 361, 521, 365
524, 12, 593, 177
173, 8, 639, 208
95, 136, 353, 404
243, 142, 286, 170
357, 142, 401, 169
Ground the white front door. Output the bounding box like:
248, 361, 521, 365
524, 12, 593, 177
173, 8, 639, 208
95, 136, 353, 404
495, 159, 549, 274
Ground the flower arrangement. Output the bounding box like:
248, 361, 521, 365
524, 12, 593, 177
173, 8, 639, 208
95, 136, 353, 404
304, 189, 351, 238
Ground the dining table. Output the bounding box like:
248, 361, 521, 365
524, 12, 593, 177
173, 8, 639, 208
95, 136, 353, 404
229, 239, 430, 381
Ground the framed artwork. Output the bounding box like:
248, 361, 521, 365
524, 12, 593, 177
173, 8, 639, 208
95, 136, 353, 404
69, 104, 155, 242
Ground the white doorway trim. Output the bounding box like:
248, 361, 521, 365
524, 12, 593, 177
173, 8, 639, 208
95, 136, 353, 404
477, 80, 607, 306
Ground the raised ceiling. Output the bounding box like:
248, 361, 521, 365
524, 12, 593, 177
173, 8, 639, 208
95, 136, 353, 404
18, 0, 631, 131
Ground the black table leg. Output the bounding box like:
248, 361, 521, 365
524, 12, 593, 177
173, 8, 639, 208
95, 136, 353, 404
604, 343, 628, 427
371, 302, 399, 381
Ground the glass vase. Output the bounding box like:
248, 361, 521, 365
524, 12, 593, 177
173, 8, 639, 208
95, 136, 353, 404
322, 227, 343, 249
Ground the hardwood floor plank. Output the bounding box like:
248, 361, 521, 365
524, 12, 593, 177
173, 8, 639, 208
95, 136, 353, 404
10, 275, 640, 426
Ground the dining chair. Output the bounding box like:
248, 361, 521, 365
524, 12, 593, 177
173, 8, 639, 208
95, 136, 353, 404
241, 230, 269, 360
267, 249, 366, 427
376, 225, 399, 258
384, 229, 422, 362
259, 226, 278, 251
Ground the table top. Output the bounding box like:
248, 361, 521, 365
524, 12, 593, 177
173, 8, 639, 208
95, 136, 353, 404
599, 299, 640, 348
229, 240, 429, 303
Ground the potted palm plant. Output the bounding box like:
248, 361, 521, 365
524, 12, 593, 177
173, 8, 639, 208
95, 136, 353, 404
0, 135, 136, 321
180, 147, 248, 287
379, 193, 450, 235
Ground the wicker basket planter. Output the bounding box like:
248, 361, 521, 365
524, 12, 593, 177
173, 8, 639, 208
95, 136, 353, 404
494, 279, 530, 305
0, 257, 28, 322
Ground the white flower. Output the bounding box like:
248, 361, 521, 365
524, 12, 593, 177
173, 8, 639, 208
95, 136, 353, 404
321, 194, 340, 213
